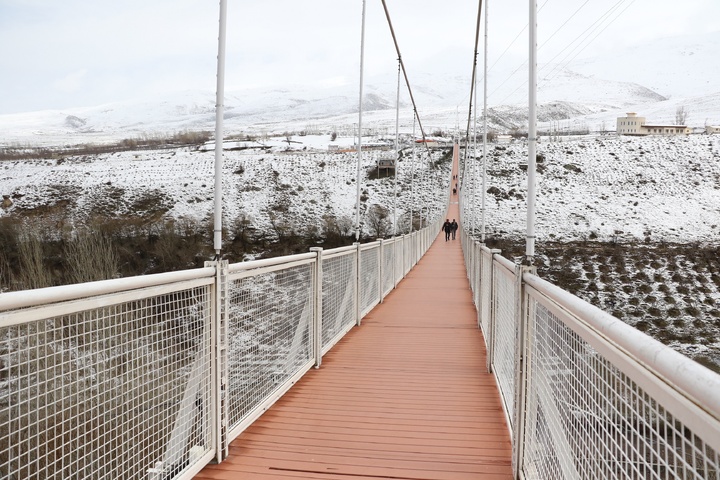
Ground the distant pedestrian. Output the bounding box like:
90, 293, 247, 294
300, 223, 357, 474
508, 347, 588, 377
442, 219, 452, 241
451, 219, 458, 240
453, 187, 457, 195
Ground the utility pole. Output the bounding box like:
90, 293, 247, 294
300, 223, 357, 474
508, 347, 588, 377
355, 0, 367, 241
526, 0, 537, 261
481, 0, 488, 243
212, 0, 227, 257
394, 60, 400, 237
410, 115, 416, 232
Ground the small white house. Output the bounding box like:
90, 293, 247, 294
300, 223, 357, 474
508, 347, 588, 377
707, 126, 720, 134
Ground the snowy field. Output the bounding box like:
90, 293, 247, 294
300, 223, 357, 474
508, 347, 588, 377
0, 134, 450, 239
2, 132, 720, 370
2, 133, 720, 244
461, 134, 720, 244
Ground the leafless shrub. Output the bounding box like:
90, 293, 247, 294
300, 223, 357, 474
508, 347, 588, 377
63, 230, 118, 284
17, 232, 53, 289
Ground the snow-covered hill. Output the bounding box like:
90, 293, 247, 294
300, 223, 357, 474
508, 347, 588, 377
2, 133, 719, 246
461, 135, 720, 244
1, 31, 718, 148
0, 134, 451, 242
2, 133, 719, 370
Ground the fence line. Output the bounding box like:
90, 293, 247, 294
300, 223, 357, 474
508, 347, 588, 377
0, 221, 441, 480
460, 227, 720, 480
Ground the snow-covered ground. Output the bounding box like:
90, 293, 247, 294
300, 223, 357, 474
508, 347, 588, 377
461, 134, 720, 244
2, 133, 719, 244
0, 134, 450, 240
2, 131, 719, 370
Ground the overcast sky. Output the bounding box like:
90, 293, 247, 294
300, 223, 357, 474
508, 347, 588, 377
1, 0, 718, 115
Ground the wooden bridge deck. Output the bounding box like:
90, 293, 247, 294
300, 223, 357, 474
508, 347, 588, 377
195, 152, 513, 479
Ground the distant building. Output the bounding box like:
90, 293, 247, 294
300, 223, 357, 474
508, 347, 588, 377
415, 139, 439, 148
707, 126, 720, 134
377, 152, 395, 170
617, 112, 690, 136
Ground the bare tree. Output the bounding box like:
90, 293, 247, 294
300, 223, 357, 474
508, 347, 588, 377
366, 204, 392, 238
676, 106, 689, 125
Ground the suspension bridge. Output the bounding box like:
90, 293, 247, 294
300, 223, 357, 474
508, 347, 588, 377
1, 0, 720, 478
194, 148, 513, 479
1, 146, 718, 480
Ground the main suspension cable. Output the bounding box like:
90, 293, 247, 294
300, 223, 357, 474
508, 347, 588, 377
379, 0, 432, 158
463, 0, 484, 190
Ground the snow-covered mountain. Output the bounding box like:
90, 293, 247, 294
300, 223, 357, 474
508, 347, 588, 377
1, 31, 718, 147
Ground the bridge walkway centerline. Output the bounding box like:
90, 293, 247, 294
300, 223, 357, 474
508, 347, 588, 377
195, 145, 513, 479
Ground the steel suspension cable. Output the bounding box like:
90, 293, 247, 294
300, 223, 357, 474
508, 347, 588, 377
492, 0, 630, 106
463, 0, 484, 170
379, 0, 432, 160
542, 0, 636, 83
459, 0, 483, 236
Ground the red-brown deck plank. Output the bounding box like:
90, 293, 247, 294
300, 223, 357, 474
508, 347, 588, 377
195, 146, 513, 479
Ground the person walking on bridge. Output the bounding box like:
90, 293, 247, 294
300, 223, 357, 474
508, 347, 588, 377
451, 219, 458, 240
442, 219, 452, 241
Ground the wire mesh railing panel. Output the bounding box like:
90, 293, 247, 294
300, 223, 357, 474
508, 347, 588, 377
321, 253, 357, 351
480, 249, 494, 338
394, 240, 403, 286
225, 264, 314, 432
0, 287, 213, 480
359, 247, 380, 317
383, 241, 395, 296
404, 236, 412, 276
493, 263, 517, 427
473, 245, 481, 310
465, 238, 472, 271
523, 299, 720, 480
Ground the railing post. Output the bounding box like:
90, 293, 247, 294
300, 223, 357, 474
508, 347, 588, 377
355, 242, 362, 326
511, 262, 536, 478
394, 238, 400, 288
378, 239, 384, 303
486, 248, 501, 373
414, 231, 419, 265
204, 259, 229, 464
467, 235, 475, 285
310, 247, 323, 368
476, 243, 481, 298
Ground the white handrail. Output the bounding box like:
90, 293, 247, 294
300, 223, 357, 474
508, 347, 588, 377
0, 267, 216, 312
227, 252, 316, 273
523, 271, 720, 422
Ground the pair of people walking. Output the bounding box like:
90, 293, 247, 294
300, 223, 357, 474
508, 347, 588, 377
442, 219, 458, 241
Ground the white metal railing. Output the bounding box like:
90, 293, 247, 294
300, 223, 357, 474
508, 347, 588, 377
459, 227, 720, 480
0, 268, 217, 480
382, 239, 395, 298
0, 222, 441, 480
359, 242, 381, 318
